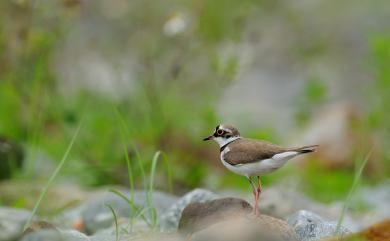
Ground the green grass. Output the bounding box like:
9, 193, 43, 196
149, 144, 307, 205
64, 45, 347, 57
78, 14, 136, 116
298, 160, 357, 203
23, 122, 82, 230
1, 0, 389, 219
106, 204, 120, 241
108, 149, 172, 232
335, 150, 371, 234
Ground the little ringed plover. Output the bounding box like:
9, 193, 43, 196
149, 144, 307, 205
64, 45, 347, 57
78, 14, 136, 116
203, 124, 318, 215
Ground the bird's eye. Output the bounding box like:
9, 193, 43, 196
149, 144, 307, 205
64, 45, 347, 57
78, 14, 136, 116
216, 129, 224, 135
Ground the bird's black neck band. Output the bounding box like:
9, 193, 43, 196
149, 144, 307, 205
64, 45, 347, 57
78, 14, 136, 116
220, 138, 240, 152
220, 144, 228, 152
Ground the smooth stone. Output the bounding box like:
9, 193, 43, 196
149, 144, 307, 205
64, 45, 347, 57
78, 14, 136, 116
21, 229, 91, 241
0, 207, 32, 241
22, 220, 59, 239
60, 189, 177, 234
178, 197, 253, 234
158, 188, 219, 232
20, 230, 63, 241
62, 230, 91, 241
259, 186, 359, 231
286, 210, 350, 241
192, 215, 298, 241
89, 233, 116, 241
0, 181, 87, 214
323, 219, 390, 241
93, 218, 150, 238
357, 182, 390, 227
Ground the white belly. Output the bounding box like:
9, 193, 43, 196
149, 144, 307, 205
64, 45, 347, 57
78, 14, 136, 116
220, 149, 298, 177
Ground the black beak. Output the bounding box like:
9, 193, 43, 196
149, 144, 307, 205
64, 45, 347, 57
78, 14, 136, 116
203, 135, 213, 141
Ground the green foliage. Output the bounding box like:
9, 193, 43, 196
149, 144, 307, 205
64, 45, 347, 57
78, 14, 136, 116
363, 35, 390, 174
335, 151, 371, 234
295, 76, 328, 126
0, 0, 389, 208
105, 204, 120, 241
299, 160, 355, 203
24, 123, 82, 230
0, 0, 260, 188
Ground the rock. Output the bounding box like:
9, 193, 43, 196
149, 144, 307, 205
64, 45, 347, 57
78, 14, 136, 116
21, 229, 91, 241
323, 219, 390, 241
0, 137, 24, 180
286, 210, 350, 241
357, 182, 390, 227
89, 233, 116, 241
23, 221, 58, 236
92, 218, 150, 239
260, 186, 331, 218
158, 188, 219, 232
20, 230, 63, 241
178, 197, 252, 234
0, 207, 32, 241
259, 186, 359, 231
192, 215, 298, 241
0, 181, 87, 215
59, 189, 177, 234
62, 230, 91, 241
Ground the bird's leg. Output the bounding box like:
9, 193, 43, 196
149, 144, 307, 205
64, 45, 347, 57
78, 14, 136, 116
256, 176, 262, 215
247, 176, 258, 215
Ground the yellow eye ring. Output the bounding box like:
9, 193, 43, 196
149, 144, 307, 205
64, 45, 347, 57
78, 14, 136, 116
217, 129, 224, 135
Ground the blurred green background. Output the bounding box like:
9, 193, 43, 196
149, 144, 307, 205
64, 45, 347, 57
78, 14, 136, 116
0, 0, 389, 204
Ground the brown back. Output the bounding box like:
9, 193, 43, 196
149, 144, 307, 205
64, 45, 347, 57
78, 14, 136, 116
223, 138, 287, 166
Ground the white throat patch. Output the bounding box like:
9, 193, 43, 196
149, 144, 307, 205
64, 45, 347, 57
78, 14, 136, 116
213, 136, 240, 147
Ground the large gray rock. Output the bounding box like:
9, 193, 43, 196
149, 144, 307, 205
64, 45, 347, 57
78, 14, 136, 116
259, 185, 359, 231
192, 215, 298, 241
0, 207, 32, 241
89, 233, 116, 241
178, 198, 252, 234
286, 210, 350, 241
0, 181, 88, 214
20, 230, 63, 241
21, 230, 90, 241
158, 189, 219, 232
59, 189, 177, 234
357, 182, 390, 227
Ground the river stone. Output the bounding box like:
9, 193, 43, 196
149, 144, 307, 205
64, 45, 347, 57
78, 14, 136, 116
0, 207, 32, 241
60, 189, 177, 234
178, 197, 253, 234
323, 219, 390, 241
158, 188, 219, 232
21, 229, 91, 241
192, 215, 298, 241
286, 210, 350, 241
20, 230, 63, 241
23, 221, 58, 236
257, 185, 359, 231
89, 233, 116, 241
62, 230, 91, 241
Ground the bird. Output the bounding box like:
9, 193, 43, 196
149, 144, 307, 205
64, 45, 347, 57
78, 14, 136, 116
203, 124, 318, 216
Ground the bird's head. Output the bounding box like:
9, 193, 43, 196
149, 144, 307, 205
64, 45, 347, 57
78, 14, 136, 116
203, 124, 241, 147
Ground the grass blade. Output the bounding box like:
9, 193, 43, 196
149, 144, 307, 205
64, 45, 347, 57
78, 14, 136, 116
147, 151, 161, 228
159, 151, 173, 193
109, 189, 149, 224
23, 122, 82, 230
335, 149, 372, 234
105, 204, 119, 241
114, 107, 146, 193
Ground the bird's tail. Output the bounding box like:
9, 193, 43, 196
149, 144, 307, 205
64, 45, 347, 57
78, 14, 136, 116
290, 145, 319, 154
